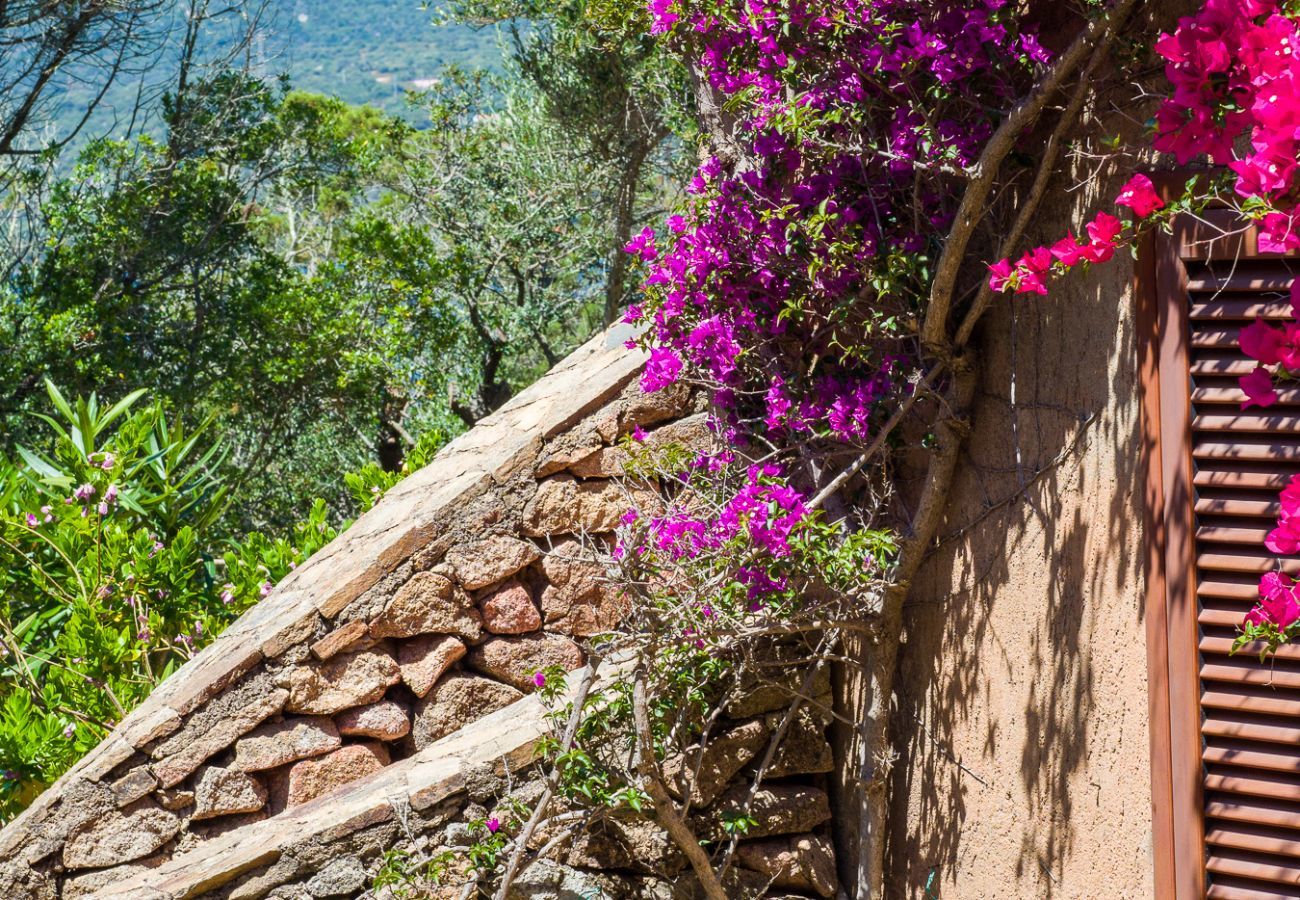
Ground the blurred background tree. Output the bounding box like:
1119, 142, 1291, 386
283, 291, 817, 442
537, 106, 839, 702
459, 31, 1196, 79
0, 0, 695, 533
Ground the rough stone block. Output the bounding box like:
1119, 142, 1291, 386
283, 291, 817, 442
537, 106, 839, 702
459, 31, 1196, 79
285, 744, 390, 808
62, 799, 179, 869
336, 700, 410, 741
663, 719, 769, 807
410, 673, 523, 750
467, 634, 584, 692
110, 767, 158, 808
735, 834, 836, 898
285, 650, 400, 716
192, 766, 268, 821
310, 621, 370, 661
522, 476, 634, 536
707, 785, 831, 839
480, 581, 542, 635
152, 683, 288, 788
233, 716, 341, 772
369, 572, 482, 642
397, 635, 466, 698
539, 541, 629, 636
445, 536, 540, 590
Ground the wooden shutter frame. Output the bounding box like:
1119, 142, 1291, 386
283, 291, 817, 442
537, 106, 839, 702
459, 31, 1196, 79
1138, 212, 1205, 900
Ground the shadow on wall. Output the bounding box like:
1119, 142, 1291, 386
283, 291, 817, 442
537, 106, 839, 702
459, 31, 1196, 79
884, 250, 1148, 898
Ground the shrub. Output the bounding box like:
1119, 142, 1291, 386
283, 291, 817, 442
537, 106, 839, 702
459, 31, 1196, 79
0, 382, 337, 820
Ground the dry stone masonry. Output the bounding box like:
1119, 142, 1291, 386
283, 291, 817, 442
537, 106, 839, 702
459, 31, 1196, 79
0, 327, 841, 899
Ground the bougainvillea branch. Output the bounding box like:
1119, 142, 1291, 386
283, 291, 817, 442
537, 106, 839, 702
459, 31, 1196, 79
921, 0, 1141, 351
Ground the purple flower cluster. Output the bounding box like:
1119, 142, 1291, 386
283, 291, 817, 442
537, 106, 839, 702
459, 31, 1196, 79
647, 463, 808, 560
619, 1, 1045, 613
632, 0, 1042, 446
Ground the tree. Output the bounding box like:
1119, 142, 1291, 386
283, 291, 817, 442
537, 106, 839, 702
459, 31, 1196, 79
447, 0, 695, 322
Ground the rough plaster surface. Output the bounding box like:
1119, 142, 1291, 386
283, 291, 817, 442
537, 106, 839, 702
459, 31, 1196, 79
887, 203, 1153, 897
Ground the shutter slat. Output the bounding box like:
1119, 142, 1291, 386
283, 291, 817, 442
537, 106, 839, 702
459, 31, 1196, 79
1195, 387, 1300, 406
1192, 359, 1259, 377
1206, 773, 1300, 804
1194, 499, 1280, 517
1201, 580, 1271, 601
1202, 664, 1300, 690
1197, 553, 1300, 575
1203, 691, 1300, 717
1207, 798, 1300, 831
1205, 823, 1300, 860
1203, 716, 1300, 745
1196, 441, 1300, 461
1191, 299, 1293, 321
1202, 608, 1254, 627
1195, 415, 1300, 434
1196, 470, 1294, 489
1207, 875, 1300, 899
1198, 526, 1274, 545
1207, 851, 1300, 889
1205, 742, 1300, 774
1202, 636, 1300, 660
1189, 264, 1300, 291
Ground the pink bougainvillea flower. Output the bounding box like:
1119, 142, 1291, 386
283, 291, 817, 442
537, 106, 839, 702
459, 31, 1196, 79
1267, 519, 1300, 555
625, 226, 658, 261
1086, 211, 1124, 246
1114, 174, 1165, 217
1248, 571, 1300, 628
1241, 365, 1279, 409
1050, 234, 1088, 267
987, 258, 1014, 292
532, 672, 546, 689
1241, 318, 1285, 365
1260, 210, 1300, 253
487, 817, 501, 833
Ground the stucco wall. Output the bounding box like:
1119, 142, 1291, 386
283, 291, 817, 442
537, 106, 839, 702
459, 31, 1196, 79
888, 203, 1153, 896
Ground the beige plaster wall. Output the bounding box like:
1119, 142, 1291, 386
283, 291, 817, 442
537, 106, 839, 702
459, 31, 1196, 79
888, 206, 1153, 897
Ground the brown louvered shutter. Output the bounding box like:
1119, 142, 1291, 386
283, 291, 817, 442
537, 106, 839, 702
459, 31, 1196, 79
1142, 208, 1300, 900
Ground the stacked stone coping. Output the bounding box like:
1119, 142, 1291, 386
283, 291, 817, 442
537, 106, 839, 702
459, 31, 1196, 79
0, 324, 842, 899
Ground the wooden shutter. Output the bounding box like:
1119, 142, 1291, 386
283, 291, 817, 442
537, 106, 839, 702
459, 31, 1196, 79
1142, 209, 1300, 900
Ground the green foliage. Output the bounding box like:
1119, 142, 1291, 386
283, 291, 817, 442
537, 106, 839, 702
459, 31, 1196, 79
371, 846, 458, 898
344, 429, 449, 512
0, 382, 337, 821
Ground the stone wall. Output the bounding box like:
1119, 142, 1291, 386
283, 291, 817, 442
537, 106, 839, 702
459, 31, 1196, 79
0, 326, 841, 900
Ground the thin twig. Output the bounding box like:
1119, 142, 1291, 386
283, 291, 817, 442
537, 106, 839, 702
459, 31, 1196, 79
491, 654, 603, 900
632, 666, 728, 900
953, 9, 1129, 349
809, 365, 943, 510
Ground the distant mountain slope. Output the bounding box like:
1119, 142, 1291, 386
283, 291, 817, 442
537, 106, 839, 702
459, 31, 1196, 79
44, 0, 504, 146
267, 0, 505, 115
